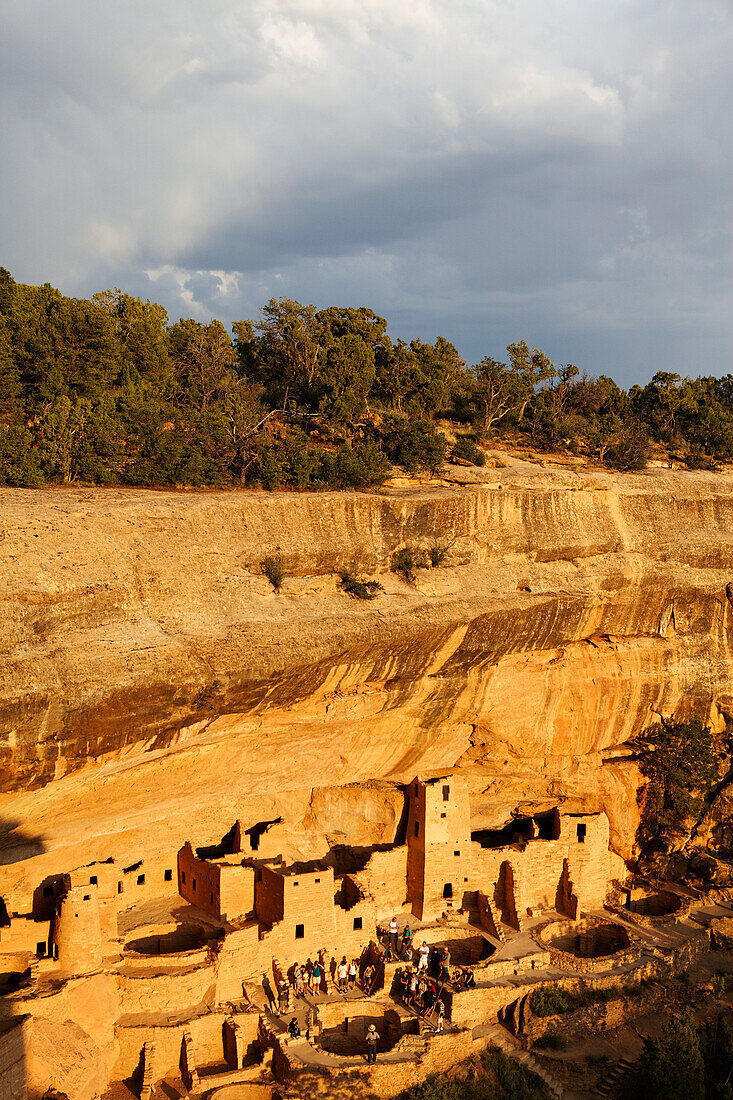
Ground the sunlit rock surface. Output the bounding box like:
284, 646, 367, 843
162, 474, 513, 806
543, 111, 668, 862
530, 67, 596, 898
2, 465, 732, 890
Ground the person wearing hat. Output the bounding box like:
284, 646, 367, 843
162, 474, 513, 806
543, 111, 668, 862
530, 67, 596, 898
365, 1023, 379, 1063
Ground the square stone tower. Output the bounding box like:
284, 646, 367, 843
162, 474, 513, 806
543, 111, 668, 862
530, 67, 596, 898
405, 775, 473, 920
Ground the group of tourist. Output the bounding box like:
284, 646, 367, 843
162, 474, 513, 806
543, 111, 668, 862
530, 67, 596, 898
451, 965, 476, 989
268, 918, 477, 1060
284, 956, 376, 1001
381, 918, 477, 993
289, 958, 324, 997
395, 967, 446, 1030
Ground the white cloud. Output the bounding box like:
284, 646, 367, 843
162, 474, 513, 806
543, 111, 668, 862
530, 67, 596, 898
0, 0, 731, 382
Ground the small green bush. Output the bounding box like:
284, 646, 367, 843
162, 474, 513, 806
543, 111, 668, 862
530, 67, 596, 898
451, 436, 486, 466
317, 439, 391, 489
533, 1033, 566, 1050
428, 538, 454, 567
391, 546, 427, 583
260, 554, 285, 591
339, 570, 384, 600
192, 679, 224, 709
712, 972, 727, 998
531, 985, 619, 1017
530, 987, 577, 1016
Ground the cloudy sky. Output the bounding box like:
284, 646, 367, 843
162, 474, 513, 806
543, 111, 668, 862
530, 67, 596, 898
1, 1, 731, 385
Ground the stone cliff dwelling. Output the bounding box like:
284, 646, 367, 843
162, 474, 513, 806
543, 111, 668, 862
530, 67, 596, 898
5, 469, 733, 1098
0, 770, 677, 1100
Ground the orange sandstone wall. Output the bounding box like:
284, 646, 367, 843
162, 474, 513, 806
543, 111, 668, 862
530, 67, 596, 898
3, 469, 733, 892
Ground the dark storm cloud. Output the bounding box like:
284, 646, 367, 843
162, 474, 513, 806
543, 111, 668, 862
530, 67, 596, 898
1, 0, 731, 383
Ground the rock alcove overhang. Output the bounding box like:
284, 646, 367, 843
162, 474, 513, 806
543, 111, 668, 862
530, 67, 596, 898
1, 467, 732, 880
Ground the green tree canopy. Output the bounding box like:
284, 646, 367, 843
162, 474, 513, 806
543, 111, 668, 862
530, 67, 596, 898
630, 716, 722, 841
624, 1008, 705, 1100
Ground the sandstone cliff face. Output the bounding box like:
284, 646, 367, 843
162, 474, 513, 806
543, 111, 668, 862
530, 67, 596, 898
1, 466, 732, 890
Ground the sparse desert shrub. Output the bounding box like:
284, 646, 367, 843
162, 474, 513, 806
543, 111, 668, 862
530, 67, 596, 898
480, 1046, 553, 1098
391, 545, 427, 583
711, 973, 727, 998
193, 679, 223, 708
428, 538, 454, 567
317, 439, 391, 488
260, 554, 285, 591
531, 985, 618, 1017
533, 1033, 566, 1050
603, 419, 650, 471
451, 436, 486, 466
530, 987, 577, 1016
339, 570, 384, 600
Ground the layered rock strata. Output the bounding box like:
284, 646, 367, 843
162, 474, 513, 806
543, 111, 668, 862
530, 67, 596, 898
2, 465, 732, 894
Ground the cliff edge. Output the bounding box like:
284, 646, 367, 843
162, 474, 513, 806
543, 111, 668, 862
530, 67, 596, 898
2, 465, 732, 889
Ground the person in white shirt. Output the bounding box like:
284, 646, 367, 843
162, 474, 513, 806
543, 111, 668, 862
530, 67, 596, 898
337, 958, 348, 992
417, 941, 430, 971
388, 916, 399, 952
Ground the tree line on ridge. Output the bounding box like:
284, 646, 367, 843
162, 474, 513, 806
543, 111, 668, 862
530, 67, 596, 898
1, 266, 732, 490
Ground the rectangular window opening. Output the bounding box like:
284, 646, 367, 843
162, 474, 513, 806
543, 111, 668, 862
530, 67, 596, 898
454, 850, 460, 856
89, 875, 98, 885
440, 813, 446, 819
295, 923, 304, 939
443, 882, 453, 899
83, 894, 90, 901
353, 917, 363, 931
137, 874, 145, 886
181, 871, 186, 884
164, 869, 173, 882
117, 882, 123, 894
314, 878, 320, 884
36, 942, 46, 956
293, 881, 299, 887
414, 821, 420, 838
210, 892, 214, 904
576, 823, 587, 844
193, 878, 197, 891
42, 885, 54, 898
442, 785, 450, 802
